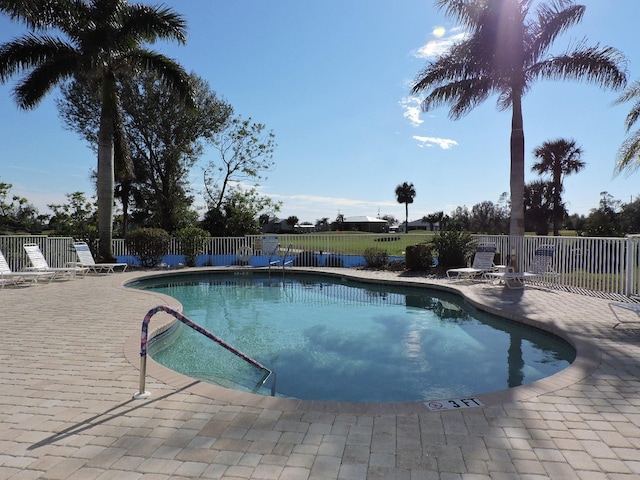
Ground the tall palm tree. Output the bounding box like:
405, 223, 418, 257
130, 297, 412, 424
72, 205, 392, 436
0, 0, 193, 261
531, 138, 585, 235
411, 0, 626, 238
614, 80, 640, 175
395, 182, 416, 233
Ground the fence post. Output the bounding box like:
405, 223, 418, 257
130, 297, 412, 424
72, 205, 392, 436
625, 236, 637, 297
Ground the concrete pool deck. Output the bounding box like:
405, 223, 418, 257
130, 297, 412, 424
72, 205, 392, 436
1, 267, 639, 479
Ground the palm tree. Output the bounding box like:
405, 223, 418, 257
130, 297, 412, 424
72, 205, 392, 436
395, 182, 416, 233
614, 80, 640, 175
0, 0, 192, 261
531, 138, 585, 235
411, 0, 626, 238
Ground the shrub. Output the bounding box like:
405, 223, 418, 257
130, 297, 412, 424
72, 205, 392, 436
175, 226, 209, 267
431, 230, 475, 274
125, 228, 170, 267
405, 243, 434, 271
363, 247, 388, 269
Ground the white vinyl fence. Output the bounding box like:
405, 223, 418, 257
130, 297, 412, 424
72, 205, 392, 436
2, 233, 639, 298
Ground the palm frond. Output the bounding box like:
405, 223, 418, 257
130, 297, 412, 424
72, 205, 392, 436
120, 4, 188, 45
614, 81, 640, 131
124, 49, 194, 109
14, 54, 79, 108
531, 1, 584, 60
615, 129, 640, 175
529, 44, 627, 90
422, 78, 493, 119
0, 0, 72, 29
0, 33, 77, 82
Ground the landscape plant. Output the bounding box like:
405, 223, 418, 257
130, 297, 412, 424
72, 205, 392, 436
125, 227, 170, 267
405, 243, 434, 271
175, 226, 209, 267
431, 230, 475, 274
363, 247, 389, 269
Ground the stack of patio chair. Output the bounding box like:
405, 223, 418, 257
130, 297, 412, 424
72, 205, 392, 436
485, 245, 557, 289
0, 248, 56, 287
23, 243, 89, 279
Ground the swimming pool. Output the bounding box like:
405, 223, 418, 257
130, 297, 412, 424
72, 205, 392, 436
131, 272, 575, 403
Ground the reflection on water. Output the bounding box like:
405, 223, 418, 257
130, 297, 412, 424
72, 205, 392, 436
132, 273, 576, 402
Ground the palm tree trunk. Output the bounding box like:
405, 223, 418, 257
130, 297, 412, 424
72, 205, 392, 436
510, 93, 525, 238
405, 203, 409, 234
97, 108, 115, 262
553, 171, 562, 236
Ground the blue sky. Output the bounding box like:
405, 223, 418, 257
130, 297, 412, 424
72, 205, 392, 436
1, 0, 639, 225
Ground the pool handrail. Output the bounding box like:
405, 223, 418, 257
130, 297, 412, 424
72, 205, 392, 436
134, 305, 276, 399
283, 243, 294, 274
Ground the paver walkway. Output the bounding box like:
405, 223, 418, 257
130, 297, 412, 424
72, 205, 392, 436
1, 268, 639, 480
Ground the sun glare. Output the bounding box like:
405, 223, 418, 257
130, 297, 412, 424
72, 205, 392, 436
432, 26, 446, 38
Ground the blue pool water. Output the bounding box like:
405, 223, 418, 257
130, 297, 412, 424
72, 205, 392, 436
131, 272, 575, 403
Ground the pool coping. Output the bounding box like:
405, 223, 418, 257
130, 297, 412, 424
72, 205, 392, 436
122, 267, 599, 415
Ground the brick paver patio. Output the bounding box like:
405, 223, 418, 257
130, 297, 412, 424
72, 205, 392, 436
1, 268, 639, 479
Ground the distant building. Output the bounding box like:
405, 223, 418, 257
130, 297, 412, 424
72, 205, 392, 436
261, 218, 315, 233
262, 218, 294, 233
398, 219, 438, 232
341, 216, 389, 233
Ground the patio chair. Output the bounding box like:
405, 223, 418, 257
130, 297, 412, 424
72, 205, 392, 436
72, 241, 127, 273
446, 244, 498, 280
0, 247, 56, 287
608, 302, 640, 329
23, 243, 89, 279
485, 245, 557, 289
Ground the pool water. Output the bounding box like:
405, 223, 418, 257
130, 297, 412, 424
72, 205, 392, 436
132, 272, 575, 403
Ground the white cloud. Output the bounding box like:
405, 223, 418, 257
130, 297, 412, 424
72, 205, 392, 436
413, 27, 468, 59
400, 96, 424, 127
412, 136, 458, 150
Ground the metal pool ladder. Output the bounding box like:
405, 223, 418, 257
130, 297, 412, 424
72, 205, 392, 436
134, 305, 276, 399
268, 243, 294, 279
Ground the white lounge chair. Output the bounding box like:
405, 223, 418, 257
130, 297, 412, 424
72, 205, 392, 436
72, 241, 127, 273
23, 243, 89, 278
485, 246, 557, 289
0, 247, 56, 287
609, 302, 640, 329
446, 245, 497, 280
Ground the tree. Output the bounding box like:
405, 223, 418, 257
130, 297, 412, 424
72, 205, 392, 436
584, 192, 622, 237
524, 180, 553, 235
620, 197, 640, 234
531, 138, 585, 235
203, 116, 276, 211
422, 211, 444, 231
448, 205, 472, 231
0, 180, 44, 233
0, 0, 193, 261
470, 200, 508, 234
201, 188, 279, 237
201, 115, 278, 236
411, 0, 626, 237
381, 214, 398, 227
395, 182, 416, 233
47, 192, 97, 241
315, 217, 330, 232
286, 216, 299, 230
58, 72, 232, 234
